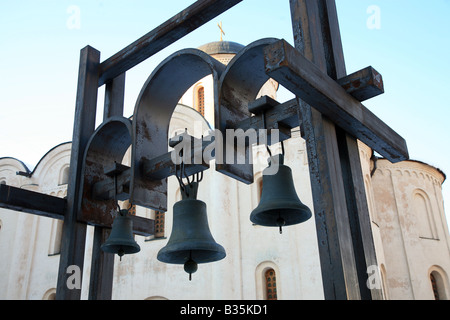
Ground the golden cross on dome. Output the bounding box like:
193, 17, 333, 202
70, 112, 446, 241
218, 21, 225, 41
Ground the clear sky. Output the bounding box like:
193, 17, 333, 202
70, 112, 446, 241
1, 1, 449, 226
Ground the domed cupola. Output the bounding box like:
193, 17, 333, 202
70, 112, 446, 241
197, 41, 245, 65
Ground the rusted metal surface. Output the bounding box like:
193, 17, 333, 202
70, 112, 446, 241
98, 0, 243, 86
264, 39, 408, 163
131, 49, 225, 211
215, 38, 280, 184
337, 66, 384, 102
79, 116, 154, 236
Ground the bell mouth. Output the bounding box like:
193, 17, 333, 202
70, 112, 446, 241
250, 203, 312, 227
157, 243, 226, 265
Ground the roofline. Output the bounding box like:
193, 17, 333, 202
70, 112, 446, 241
29, 141, 72, 177
376, 156, 446, 183
0, 157, 31, 174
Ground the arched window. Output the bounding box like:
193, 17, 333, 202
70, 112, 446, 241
429, 269, 448, 300
413, 190, 438, 239
42, 288, 56, 300
265, 268, 277, 300
59, 166, 70, 185
195, 86, 205, 116
430, 273, 440, 300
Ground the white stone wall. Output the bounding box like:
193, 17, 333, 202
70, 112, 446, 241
370, 158, 450, 299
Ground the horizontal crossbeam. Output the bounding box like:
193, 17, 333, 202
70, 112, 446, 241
0, 184, 153, 236
336, 66, 384, 102
0, 184, 66, 220
264, 39, 408, 163
98, 0, 243, 86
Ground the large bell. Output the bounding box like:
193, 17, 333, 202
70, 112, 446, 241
157, 182, 226, 280
251, 154, 312, 233
101, 209, 140, 260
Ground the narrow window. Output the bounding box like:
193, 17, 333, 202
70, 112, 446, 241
265, 268, 277, 300
430, 273, 440, 300
196, 86, 205, 116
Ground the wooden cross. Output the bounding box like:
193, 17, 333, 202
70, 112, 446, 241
0, 0, 407, 300
274, 0, 405, 300
218, 21, 225, 41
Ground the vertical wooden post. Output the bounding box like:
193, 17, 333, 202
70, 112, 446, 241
318, 0, 382, 300
88, 73, 126, 300
56, 46, 100, 300
89, 227, 115, 300
290, 0, 382, 299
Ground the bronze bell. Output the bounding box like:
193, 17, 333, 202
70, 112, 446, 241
157, 182, 226, 280
251, 154, 312, 234
101, 209, 140, 260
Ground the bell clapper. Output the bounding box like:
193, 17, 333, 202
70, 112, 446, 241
184, 251, 198, 281
118, 247, 124, 261
276, 215, 285, 234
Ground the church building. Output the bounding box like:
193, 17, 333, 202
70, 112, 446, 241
1, 40, 449, 300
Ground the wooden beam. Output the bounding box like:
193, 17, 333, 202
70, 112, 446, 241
288, 0, 384, 300
0, 184, 66, 220
264, 39, 408, 163
56, 45, 100, 300
89, 227, 114, 300
289, 0, 359, 300
103, 73, 126, 119
337, 66, 384, 102
98, 0, 243, 86
319, 0, 383, 300
129, 215, 155, 237
89, 73, 125, 300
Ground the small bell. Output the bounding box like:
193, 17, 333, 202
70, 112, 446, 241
251, 154, 312, 233
101, 209, 140, 260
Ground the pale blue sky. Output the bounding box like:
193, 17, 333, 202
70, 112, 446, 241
1, 1, 449, 225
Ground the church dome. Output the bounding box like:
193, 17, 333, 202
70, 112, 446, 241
197, 41, 244, 55
197, 41, 244, 65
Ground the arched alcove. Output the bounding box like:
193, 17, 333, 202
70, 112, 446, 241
80, 117, 133, 227
413, 189, 438, 240
131, 48, 225, 212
